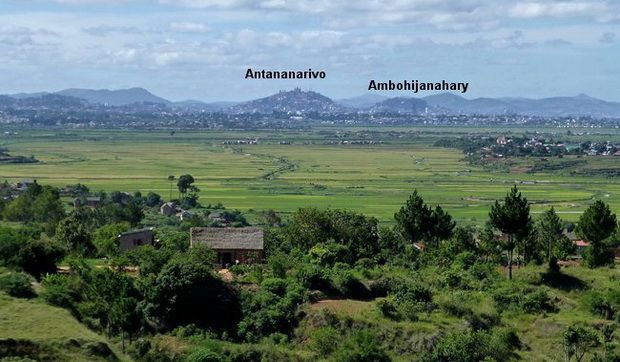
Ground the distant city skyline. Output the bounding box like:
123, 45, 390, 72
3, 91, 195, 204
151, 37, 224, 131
0, 0, 619, 102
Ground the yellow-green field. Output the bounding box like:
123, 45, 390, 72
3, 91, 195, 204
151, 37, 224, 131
3, 127, 620, 224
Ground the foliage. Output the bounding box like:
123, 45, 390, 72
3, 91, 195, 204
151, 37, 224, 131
0, 272, 35, 298
537, 207, 564, 261
330, 329, 391, 362
492, 283, 555, 314
394, 189, 432, 243
145, 192, 163, 207
185, 347, 224, 362
274, 208, 381, 263
237, 280, 306, 342
140, 254, 241, 331
55, 217, 95, 256
562, 325, 600, 362
489, 185, 531, 279
583, 289, 620, 320
576, 200, 617, 267
553, 235, 576, 261
93, 222, 130, 257
0, 227, 64, 280
425, 328, 520, 362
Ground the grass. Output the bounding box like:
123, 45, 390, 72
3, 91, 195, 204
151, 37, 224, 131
5, 127, 620, 226
0, 293, 102, 342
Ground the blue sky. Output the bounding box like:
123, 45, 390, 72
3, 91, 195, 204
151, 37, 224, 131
0, 0, 619, 102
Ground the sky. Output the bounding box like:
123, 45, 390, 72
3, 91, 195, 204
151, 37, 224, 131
0, 0, 619, 102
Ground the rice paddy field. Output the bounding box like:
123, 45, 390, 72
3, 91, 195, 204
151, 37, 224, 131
3, 126, 620, 224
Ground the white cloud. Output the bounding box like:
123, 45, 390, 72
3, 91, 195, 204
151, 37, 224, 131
508, 2, 610, 19
83, 25, 143, 36
168, 22, 209, 34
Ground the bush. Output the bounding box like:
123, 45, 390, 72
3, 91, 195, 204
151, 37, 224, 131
261, 278, 287, 296
376, 297, 399, 319
0, 272, 35, 298
392, 282, 433, 305
295, 263, 330, 290
584, 289, 620, 320
39, 274, 82, 311
331, 270, 370, 298
426, 328, 520, 362
308, 326, 339, 357
492, 284, 555, 314
521, 289, 554, 314
331, 330, 391, 362
185, 347, 224, 362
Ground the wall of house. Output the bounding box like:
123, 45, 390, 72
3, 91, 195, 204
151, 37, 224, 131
214, 249, 264, 266
119, 230, 154, 251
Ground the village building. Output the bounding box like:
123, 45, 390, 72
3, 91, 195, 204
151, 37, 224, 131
160, 202, 178, 216
15, 178, 36, 191
73, 197, 102, 208
190, 227, 264, 266
119, 228, 154, 252
207, 212, 227, 224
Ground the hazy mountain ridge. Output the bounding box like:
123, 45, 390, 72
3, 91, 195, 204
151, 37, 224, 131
56, 87, 171, 106
370, 97, 428, 114
3, 87, 620, 117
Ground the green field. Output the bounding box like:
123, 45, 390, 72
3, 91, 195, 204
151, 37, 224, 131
3, 127, 620, 224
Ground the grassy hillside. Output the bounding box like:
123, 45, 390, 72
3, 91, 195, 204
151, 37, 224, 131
0, 291, 123, 361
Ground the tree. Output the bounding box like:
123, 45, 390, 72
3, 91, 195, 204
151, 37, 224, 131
489, 185, 531, 280
394, 190, 432, 243
562, 325, 599, 362
394, 190, 455, 247
576, 200, 617, 267
177, 174, 196, 198
537, 207, 564, 261
93, 222, 131, 257
55, 217, 94, 256
145, 192, 163, 207
428, 205, 456, 247
167, 175, 175, 201
140, 255, 240, 330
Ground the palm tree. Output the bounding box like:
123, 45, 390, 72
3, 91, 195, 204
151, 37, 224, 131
167, 175, 175, 201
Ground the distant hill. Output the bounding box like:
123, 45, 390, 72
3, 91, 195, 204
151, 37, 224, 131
57, 87, 171, 106
423, 93, 620, 117
230, 88, 347, 114
336, 94, 389, 109
173, 100, 238, 112
371, 97, 428, 114
9, 92, 49, 99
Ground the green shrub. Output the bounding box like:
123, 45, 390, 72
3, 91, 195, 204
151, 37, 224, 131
331, 270, 370, 298
584, 289, 620, 320
308, 326, 339, 357
392, 282, 433, 305
185, 347, 224, 362
521, 289, 554, 314
331, 330, 391, 362
261, 278, 287, 296
492, 284, 555, 314
295, 263, 330, 290
39, 274, 82, 311
0, 272, 35, 298
376, 297, 399, 319
427, 328, 520, 362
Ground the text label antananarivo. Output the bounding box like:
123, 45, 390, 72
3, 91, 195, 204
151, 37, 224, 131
369, 79, 469, 93
245, 68, 326, 79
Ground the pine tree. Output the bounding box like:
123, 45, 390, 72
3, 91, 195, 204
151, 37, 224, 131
537, 207, 564, 261
489, 185, 531, 280
576, 200, 616, 267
